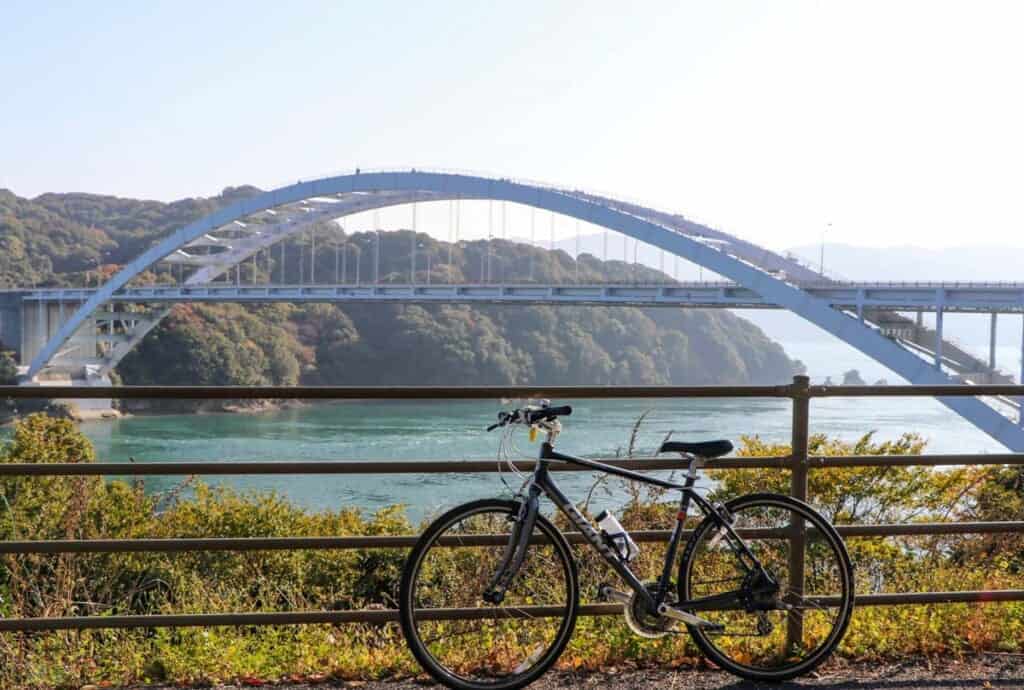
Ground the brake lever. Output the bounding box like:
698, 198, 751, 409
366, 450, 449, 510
486, 410, 514, 432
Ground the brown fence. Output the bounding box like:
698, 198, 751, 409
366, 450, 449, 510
1, 375, 1023, 641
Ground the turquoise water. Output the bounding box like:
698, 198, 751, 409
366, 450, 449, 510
67, 395, 1006, 521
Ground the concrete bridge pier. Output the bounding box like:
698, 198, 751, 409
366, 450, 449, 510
0, 292, 23, 360
0, 293, 118, 419
19, 299, 100, 375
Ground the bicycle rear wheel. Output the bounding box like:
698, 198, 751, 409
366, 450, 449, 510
399, 499, 579, 690
679, 493, 854, 681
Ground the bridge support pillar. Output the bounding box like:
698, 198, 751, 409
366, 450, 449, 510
934, 308, 944, 369
1020, 315, 1024, 428
989, 313, 998, 381
0, 292, 24, 362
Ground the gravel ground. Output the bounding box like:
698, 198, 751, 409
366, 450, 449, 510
131, 656, 1024, 689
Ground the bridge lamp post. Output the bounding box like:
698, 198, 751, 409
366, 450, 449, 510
411, 203, 418, 285
820, 222, 831, 277
334, 227, 342, 284
574, 219, 581, 284
375, 231, 381, 285
530, 207, 537, 283
310, 227, 316, 285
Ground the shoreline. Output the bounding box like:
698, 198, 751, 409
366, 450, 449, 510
114, 397, 310, 419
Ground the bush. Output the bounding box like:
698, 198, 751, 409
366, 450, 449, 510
0, 351, 16, 384
0, 417, 1022, 687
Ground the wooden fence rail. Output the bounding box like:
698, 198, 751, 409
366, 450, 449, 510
2, 376, 1023, 650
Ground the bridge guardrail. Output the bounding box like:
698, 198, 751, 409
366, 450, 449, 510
1, 376, 1023, 646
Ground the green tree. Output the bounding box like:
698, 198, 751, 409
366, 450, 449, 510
0, 350, 16, 384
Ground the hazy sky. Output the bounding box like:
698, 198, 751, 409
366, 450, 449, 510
4, 1, 1023, 250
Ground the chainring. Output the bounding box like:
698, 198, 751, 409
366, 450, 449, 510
623, 581, 678, 639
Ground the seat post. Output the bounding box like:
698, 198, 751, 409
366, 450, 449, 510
685, 454, 705, 484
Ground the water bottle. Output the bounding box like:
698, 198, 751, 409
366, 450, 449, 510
595, 510, 640, 563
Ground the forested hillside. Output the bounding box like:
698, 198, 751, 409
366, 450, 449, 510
1, 187, 802, 387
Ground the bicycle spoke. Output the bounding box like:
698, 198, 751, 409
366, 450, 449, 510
402, 501, 577, 687
682, 495, 853, 680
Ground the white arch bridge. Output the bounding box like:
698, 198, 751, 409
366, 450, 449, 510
14, 170, 1024, 449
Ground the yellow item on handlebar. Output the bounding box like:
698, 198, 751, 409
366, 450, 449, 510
529, 427, 538, 442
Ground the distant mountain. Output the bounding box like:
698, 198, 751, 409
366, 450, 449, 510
545, 234, 1022, 377
543, 234, 1022, 284
787, 243, 1023, 283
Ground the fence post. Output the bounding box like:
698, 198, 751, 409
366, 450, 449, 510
787, 374, 810, 654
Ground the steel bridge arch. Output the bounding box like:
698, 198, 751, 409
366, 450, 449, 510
28, 170, 1024, 450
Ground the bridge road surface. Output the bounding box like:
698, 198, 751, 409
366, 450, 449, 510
136, 657, 1023, 689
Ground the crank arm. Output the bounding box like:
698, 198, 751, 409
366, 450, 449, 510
657, 604, 724, 631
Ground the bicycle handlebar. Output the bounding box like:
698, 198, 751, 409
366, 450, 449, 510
486, 405, 572, 431
535, 405, 572, 421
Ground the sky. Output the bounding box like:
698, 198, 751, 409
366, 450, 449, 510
3, 1, 1024, 251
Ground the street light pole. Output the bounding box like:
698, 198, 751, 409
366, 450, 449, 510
820, 222, 831, 277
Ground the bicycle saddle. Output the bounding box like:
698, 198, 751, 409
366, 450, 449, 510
659, 439, 734, 458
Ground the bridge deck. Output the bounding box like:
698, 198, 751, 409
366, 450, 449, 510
15, 282, 1024, 312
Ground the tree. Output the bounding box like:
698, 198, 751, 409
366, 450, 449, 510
0, 350, 16, 384
842, 369, 867, 385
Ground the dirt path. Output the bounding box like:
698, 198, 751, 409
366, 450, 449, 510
134, 656, 1023, 689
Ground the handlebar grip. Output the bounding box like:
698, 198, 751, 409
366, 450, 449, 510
527, 405, 572, 423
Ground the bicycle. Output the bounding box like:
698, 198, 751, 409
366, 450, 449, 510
399, 403, 854, 689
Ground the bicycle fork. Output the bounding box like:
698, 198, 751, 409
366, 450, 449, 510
482, 483, 541, 605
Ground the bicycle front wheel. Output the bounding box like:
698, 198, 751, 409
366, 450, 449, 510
679, 493, 854, 681
399, 499, 579, 690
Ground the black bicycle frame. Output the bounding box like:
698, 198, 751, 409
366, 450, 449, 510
485, 440, 767, 615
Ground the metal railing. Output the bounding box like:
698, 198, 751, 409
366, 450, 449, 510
1, 376, 1023, 649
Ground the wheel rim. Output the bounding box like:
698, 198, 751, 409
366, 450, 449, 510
407, 504, 575, 686
683, 498, 851, 676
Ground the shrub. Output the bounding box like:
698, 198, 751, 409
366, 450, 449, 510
0, 417, 1021, 687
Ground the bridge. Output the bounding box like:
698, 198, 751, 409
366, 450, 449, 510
16, 280, 1024, 311
4, 169, 1024, 449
